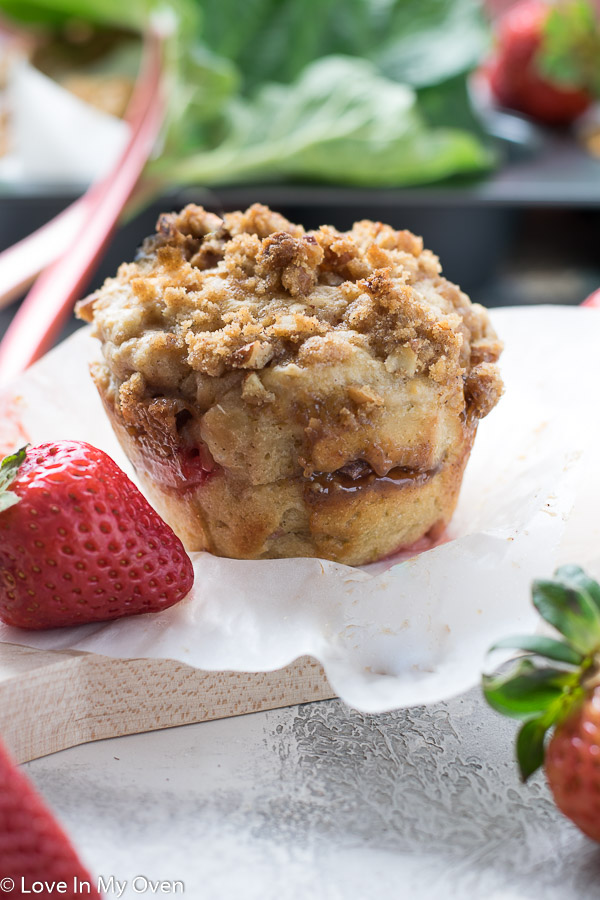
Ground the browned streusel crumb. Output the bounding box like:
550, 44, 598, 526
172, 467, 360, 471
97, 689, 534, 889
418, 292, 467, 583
79, 204, 503, 565
77, 202, 501, 384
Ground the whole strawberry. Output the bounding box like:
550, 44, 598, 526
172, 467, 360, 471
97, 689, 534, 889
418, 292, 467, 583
0, 736, 100, 897
483, 565, 600, 842
487, 0, 600, 126
0, 441, 194, 629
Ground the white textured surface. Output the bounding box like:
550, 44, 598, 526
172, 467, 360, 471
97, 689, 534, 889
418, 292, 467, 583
2, 307, 600, 710
26, 691, 600, 899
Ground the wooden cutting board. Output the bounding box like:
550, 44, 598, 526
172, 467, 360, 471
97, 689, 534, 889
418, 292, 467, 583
0, 642, 335, 764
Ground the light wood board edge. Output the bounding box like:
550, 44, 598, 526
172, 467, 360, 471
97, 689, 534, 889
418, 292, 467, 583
0, 643, 335, 763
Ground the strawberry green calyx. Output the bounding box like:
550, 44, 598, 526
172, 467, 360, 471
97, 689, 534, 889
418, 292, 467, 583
482, 565, 600, 781
539, 0, 600, 97
0, 446, 27, 513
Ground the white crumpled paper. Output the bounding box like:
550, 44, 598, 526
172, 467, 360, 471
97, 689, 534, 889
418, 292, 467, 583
0, 59, 129, 185
0, 306, 599, 712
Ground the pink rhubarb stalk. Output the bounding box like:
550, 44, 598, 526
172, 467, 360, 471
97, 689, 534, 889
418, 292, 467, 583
0, 28, 166, 387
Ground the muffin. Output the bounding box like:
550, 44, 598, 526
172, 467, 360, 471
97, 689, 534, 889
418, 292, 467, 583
77, 204, 503, 566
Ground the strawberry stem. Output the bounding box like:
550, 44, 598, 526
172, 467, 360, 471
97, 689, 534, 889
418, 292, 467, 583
539, 0, 600, 96
581, 654, 600, 691
0, 445, 27, 513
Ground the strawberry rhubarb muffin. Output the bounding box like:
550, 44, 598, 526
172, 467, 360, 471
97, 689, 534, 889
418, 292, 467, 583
77, 204, 503, 565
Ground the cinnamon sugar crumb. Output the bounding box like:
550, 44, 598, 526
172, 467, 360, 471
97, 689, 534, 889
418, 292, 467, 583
78, 203, 502, 404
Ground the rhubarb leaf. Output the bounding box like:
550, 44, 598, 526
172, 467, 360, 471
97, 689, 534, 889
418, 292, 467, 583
160, 56, 492, 188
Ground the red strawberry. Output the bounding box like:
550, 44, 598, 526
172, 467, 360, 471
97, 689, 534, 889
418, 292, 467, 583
0, 736, 99, 898
483, 565, 600, 842
0, 441, 194, 629
545, 685, 600, 841
582, 286, 600, 307
487, 0, 598, 126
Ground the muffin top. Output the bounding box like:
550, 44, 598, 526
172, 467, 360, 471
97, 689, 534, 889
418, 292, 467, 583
78, 204, 503, 483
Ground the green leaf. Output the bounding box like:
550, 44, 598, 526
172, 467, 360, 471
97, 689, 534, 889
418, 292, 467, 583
533, 576, 600, 656
490, 635, 583, 667
482, 658, 576, 720
0, 0, 151, 30
198, 0, 338, 92
554, 564, 600, 617
516, 716, 552, 781
160, 56, 492, 189
0, 446, 27, 514
159, 38, 239, 159
0, 0, 66, 26
197, 0, 488, 92
374, 0, 488, 89
417, 74, 486, 136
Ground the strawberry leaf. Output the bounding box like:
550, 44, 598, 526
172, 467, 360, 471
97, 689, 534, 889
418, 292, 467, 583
517, 716, 552, 781
0, 446, 27, 513
554, 564, 600, 616
482, 659, 576, 720
532, 576, 600, 656
483, 566, 600, 784
490, 635, 583, 667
